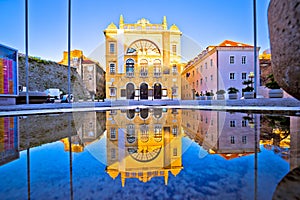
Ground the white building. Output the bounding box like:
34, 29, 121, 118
182, 40, 260, 99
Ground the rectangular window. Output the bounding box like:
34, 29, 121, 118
111, 148, 116, 160
229, 73, 235, 80
205, 62, 207, 69
109, 43, 115, 54
210, 59, 213, 67
230, 120, 236, 127
230, 56, 235, 64
210, 75, 213, 81
205, 77, 207, 82
172, 44, 177, 55
200, 78, 203, 85
110, 88, 116, 96
110, 128, 116, 139
172, 126, 178, 136
242, 136, 247, 144
230, 136, 235, 144
200, 65, 203, 72
173, 148, 178, 156
242, 72, 247, 80
242, 120, 247, 127
172, 87, 178, 95
172, 65, 177, 73
242, 56, 246, 64
109, 63, 116, 74
121, 89, 126, 97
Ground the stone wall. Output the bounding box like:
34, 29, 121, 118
18, 55, 91, 100
268, 0, 300, 100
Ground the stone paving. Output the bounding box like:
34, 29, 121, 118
0, 98, 299, 116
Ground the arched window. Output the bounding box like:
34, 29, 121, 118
140, 59, 148, 72
126, 59, 134, 73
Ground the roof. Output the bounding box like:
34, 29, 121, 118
82, 59, 96, 64
218, 40, 253, 47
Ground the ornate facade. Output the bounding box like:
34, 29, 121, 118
105, 108, 183, 186
104, 15, 182, 100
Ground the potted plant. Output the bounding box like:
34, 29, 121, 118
195, 92, 201, 100
265, 74, 283, 98
200, 92, 206, 100
227, 87, 239, 99
205, 91, 214, 100
216, 89, 226, 100
242, 79, 254, 99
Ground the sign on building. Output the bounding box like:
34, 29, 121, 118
0, 44, 18, 96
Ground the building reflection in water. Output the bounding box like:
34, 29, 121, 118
181, 110, 260, 159
0, 110, 299, 199
105, 108, 183, 187
61, 112, 106, 153
0, 117, 19, 166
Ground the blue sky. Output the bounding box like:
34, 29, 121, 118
0, 0, 270, 64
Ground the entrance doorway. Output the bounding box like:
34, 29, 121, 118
126, 83, 135, 99
154, 83, 162, 99
140, 83, 148, 100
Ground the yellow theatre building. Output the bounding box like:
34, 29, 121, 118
104, 15, 183, 100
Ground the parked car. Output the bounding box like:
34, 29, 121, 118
44, 88, 61, 103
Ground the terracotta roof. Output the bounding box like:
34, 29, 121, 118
218, 40, 253, 47
82, 59, 96, 64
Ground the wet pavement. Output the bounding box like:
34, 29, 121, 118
0, 98, 299, 116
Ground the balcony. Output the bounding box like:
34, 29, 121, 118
126, 72, 134, 78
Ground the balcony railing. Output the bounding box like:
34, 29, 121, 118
140, 71, 148, 77
126, 72, 134, 77
153, 72, 161, 77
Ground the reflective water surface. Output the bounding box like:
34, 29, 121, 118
0, 108, 299, 200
